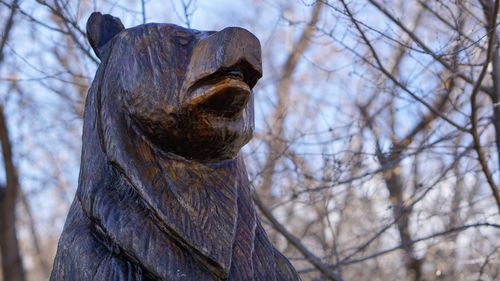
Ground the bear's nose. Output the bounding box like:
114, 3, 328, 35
183, 27, 263, 92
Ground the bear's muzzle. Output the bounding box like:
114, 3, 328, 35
182, 27, 262, 97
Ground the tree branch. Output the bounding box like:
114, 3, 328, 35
253, 192, 343, 281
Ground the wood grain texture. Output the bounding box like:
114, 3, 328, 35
50, 12, 300, 281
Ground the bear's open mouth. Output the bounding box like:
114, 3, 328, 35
187, 74, 251, 118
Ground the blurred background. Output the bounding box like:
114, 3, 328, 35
0, 0, 499, 280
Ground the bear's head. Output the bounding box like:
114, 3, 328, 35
86, 12, 262, 162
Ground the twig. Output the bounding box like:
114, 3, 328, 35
0, 0, 17, 64
338, 222, 500, 267
141, 0, 146, 24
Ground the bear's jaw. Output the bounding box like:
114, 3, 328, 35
148, 71, 255, 162
188, 77, 251, 119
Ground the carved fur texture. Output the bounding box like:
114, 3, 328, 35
50, 13, 300, 281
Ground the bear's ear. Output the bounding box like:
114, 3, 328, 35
86, 12, 125, 60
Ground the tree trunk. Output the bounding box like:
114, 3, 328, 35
379, 155, 422, 281
0, 105, 26, 281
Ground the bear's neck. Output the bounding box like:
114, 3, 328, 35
112, 153, 246, 279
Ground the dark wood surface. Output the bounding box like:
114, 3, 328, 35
50, 12, 300, 281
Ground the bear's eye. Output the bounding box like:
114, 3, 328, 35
173, 30, 193, 46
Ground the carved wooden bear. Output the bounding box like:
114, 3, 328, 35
50, 12, 300, 281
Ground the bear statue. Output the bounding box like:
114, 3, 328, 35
50, 12, 300, 281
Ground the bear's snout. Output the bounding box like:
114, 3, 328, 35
183, 27, 263, 94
